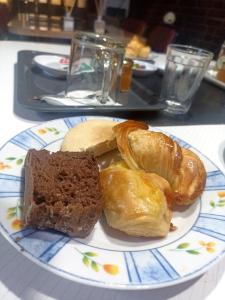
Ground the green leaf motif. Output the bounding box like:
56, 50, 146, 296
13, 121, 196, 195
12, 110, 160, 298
218, 203, 225, 207
46, 127, 54, 132
7, 212, 16, 219
54, 131, 60, 135
177, 243, 189, 249
186, 250, 200, 255
210, 201, 215, 208
219, 199, 225, 203
91, 261, 99, 272
16, 159, 23, 165
5, 157, 16, 161
7, 206, 17, 219
82, 256, 90, 267
7, 207, 16, 213
84, 252, 97, 257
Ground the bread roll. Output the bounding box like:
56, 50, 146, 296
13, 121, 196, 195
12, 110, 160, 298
61, 119, 118, 156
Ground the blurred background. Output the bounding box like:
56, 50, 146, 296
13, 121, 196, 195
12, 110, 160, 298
0, 0, 224, 56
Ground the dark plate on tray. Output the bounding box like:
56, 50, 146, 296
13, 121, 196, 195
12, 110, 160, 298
15, 50, 165, 112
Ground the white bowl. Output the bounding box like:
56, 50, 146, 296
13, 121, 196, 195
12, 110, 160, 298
132, 59, 157, 77
33, 55, 69, 78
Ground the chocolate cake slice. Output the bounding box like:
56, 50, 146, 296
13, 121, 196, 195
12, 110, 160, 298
23, 149, 102, 237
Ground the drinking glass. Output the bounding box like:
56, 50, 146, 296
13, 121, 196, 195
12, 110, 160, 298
160, 44, 213, 114
66, 31, 125, 104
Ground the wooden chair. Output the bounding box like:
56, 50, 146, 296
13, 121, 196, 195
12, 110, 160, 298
122, 18, 147, 36
148, 25, 177, 53
0, 4, 11, 36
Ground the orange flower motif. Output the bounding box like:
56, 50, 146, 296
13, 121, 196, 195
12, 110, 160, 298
199, 241, 216, 253
206, 242, 216, 253
206, 247, 215, 253
0, 162, 11, 170
103, 264, 119, 275
217, 191, 225, 198
37, 129, 47, 135
11, 219, 22, 231
206, 242, 216, 247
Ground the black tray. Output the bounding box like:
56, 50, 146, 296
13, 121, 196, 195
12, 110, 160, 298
15, 50, 165, 112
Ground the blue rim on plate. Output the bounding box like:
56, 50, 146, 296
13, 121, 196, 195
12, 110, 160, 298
0, 116, 225, 290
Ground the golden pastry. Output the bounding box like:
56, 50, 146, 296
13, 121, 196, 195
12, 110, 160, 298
100, 163, 172, 237
113, 120, 149, 170
125, 47, 137, 58
113, 120, 206, 205
146, 172, 174, 209
125, 35, 151, 58
139, 46, 151, 58
175, 148, 206, 205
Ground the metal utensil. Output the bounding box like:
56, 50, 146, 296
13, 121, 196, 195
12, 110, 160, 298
32, 90, 120, 106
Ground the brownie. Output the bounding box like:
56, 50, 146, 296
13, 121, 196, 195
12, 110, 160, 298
23, 149, 102, 237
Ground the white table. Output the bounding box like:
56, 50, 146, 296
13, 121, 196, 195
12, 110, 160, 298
0, 41, 225, 300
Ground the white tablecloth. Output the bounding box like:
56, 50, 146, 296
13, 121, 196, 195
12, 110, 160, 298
0, 41, 225, 300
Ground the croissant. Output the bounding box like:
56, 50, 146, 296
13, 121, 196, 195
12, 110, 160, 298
175, 148, 206, 205
113, 120, 206, 205
100, 162, 172, 237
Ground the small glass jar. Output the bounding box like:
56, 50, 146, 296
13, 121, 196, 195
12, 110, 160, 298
94, 17, 105, 35
63, 14, 74, 32
120, 58, 133, 92
216, 41, 225, 83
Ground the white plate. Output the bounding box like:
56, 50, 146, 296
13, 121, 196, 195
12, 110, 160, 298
0, 116, 225, 290
132, 60, 157, 77
126, 53, 158, 61
33, 55, 69, 77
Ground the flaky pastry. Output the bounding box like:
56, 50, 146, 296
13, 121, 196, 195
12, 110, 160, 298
113, 120, 206, 205
139, 46, 151, 58
100, 162, 172, 237
175, 148, 206, 205
125, 35, 151, 58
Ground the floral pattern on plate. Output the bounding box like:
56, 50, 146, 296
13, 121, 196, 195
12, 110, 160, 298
171, 241, 216, 255
6, 199, 22, 231
75, 248, 119, 275
0, 116, 225, 289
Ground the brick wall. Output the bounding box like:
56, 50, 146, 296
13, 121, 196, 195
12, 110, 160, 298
129, 0, 225, 56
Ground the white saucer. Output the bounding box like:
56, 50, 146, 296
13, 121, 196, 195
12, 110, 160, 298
33, 55, 69, 77
132, 59, 157, 77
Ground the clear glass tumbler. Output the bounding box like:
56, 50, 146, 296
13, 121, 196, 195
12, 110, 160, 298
160, 44, 213, 114
66, 31, 125, 104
